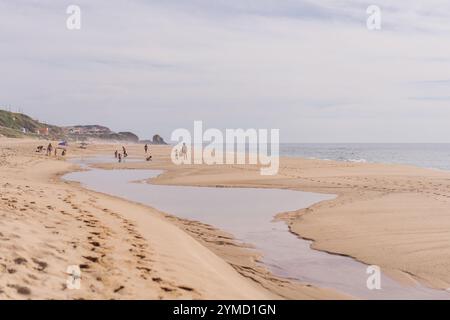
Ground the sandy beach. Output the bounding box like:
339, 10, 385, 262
1, 137, 450, 299
4, 0, 450, 307
91, 143, 450, 292
0, 138, 342, 299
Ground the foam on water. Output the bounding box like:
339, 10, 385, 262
280, 143, 450, 171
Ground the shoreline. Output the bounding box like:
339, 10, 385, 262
66, 157, 347, 299
0, 138, 343, 299
92, 146, 450, 292
175, 142, 450, 173
71, 164, 450, 298
2, 138, 450, 298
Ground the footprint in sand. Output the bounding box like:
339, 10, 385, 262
32, 258, 48, 272
14, 286, 31, 295
14, 257, 27, 265
83, 256, 99, 263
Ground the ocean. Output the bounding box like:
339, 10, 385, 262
279, 143, 450, 171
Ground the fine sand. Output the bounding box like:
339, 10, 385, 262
0, 138, 341, 299
2, 138, 450, 299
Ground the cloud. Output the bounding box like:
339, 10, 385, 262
1, 1, 450, 142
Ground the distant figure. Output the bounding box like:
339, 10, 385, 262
46, 143, 53, 156
62, 149, 66, 156
122, 146, 128, 158
36, 145, 44, 153
181, 143, 188, 160
146, 155, 152, 161
54, 148, 57, 157
144, 144, 148, 154
114, 150, 118, 158
118, 153, 122, 163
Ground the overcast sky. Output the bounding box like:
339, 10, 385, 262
1, 0, 450, 142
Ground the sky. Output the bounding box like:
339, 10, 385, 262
1, 0, 450, 142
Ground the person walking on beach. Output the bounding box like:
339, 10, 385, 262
114, 150, 118, 158
144, 144, 148, 154
122, 146, 128, 158
46, 143, 53, 156
181, 143, 188, 160
118, 153, 122, 163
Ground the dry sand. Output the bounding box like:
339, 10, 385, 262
0, 138, 342, 299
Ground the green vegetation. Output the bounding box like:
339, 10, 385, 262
0, 126, 25, 138
0, 110, 63, 138
0, 109, 156, 142
0, 110, 39, 131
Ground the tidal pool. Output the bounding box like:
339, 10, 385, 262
64, 159, 450, 299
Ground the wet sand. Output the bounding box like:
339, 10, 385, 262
92, 143, 450, 293
65, 163, 450, 299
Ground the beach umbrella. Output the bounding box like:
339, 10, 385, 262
58, 141, 68, 149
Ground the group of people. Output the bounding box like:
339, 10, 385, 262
114, 146, 128, 163
35, 143, 66, 157
114, 144, 152, 163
